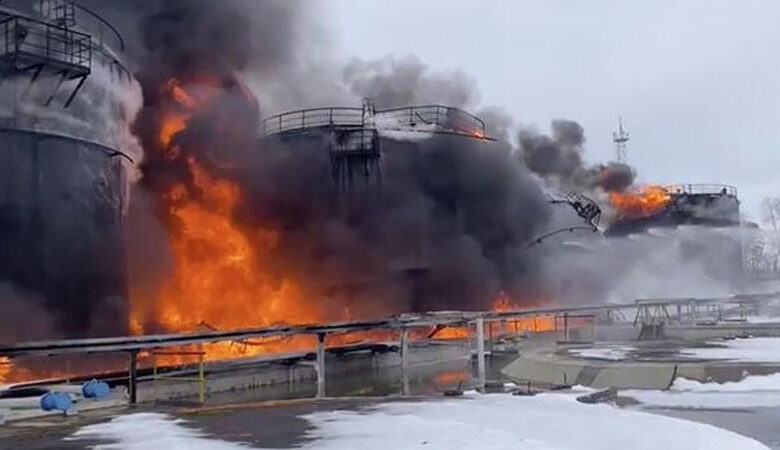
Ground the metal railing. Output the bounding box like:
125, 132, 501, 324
260, 104, 487, 139
152, 349, 207, 404
0, 14, 90, 72
260, 107, 364, 136
665, 183, 737, 197
0, 291, 777, 406
378, 104, 486, 137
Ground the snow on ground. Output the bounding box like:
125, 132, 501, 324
625, 373, 780, 409
568, 346, 635, 361
68, 391, 770, 449
301, 391, 768, 449
746, 315, 780, 324
681, 337, 780, 362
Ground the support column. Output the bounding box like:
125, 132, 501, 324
128, 350, 138, 407
316, 333, 326, 398
488, 321, 494, 355
401, 328, 410, 395
475, 317, 486, 391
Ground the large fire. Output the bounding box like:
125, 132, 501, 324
491, 293, 555, 334
123, 76, 558, 368
608, 185, 672, 219
130, 76, 327, 361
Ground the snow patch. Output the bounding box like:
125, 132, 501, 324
681, 338, 780, 362
67, 393, 770, 449
301, 392, 767, 449
569, 346, 635, 361
625, 373, 780, 409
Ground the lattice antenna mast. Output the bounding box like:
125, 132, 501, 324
612, 116, 630, 163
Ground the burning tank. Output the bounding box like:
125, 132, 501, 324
604, 183, 745, 289
606, 183, 740, 236
257, 99, 501, 312
0, 1, 135, 337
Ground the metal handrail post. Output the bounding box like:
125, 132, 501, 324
198, 352, 205, 404
475, 317, 486, 391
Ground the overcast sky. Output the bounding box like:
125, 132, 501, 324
331, 0, 779, 221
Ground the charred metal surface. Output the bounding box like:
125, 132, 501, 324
0, 128, 129, 337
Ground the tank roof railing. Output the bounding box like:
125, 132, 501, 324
260, 104, 489, 140
70, 3, 124, 52
0, 1, 131, 81
0, 14, 92, 73
665, 183, 737, 197
377, 104, 486, 137
260, 106, 364, 136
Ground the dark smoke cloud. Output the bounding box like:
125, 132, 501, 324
106, 0, 669, 319
518, 119, 635, 194
97, 0, 555, 317
0, 284, 59, 343
83, 0, 734, 331
235, 135, 551, 313
0, 0, 746, 350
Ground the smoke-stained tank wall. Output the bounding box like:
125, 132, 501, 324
0, 128, 128, 337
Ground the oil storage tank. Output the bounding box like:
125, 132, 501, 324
0, 1, 137, 337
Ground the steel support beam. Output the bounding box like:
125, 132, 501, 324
128, 350, 138, 406
400, 327, 410, 395
316, 333, 326, 398
475, 317, 486, 391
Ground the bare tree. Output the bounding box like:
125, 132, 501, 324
760, 197, 780, 273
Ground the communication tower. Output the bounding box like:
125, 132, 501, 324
612, 117, 629, 162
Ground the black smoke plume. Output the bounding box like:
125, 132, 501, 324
90, 0, 556, 322
0, 0, 746, 345
518, 119, 635, 194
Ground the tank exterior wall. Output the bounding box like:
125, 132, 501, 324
669, 193, 740, 224
0, 128, 127, 337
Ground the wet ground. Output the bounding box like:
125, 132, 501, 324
4, 351, 780, 449
652, 407, 780, 450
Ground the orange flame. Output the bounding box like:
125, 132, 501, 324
0, 357, 10, 384
132, 77, 326, 362
0, 356, 75, 385
434, 370, 470, 385
433, 327, 471, 339
609, 185, 671, 219
490, 292, 555, 333
131, 77, 556, 367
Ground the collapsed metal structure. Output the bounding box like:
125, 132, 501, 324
260, 99, 492, 190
